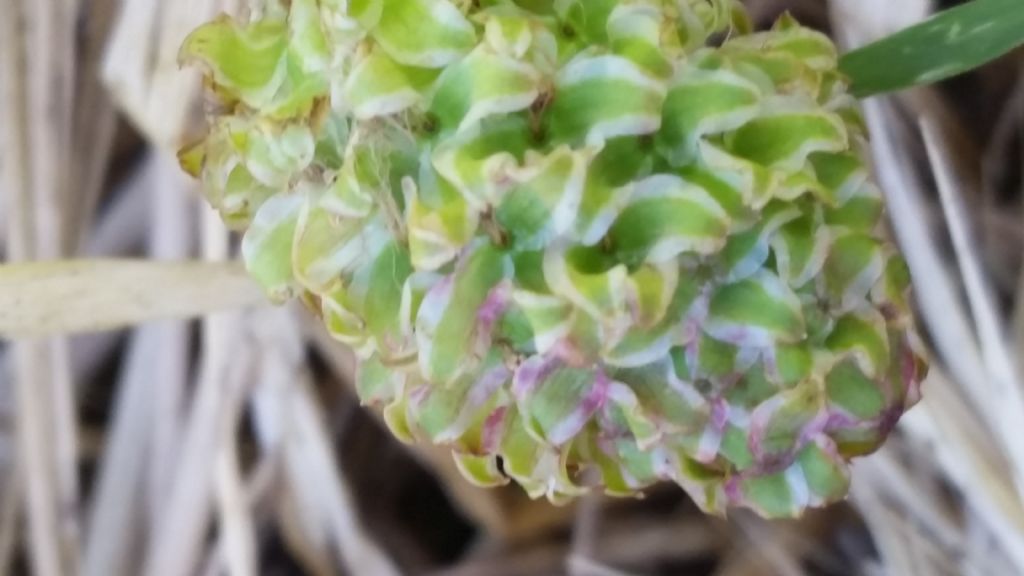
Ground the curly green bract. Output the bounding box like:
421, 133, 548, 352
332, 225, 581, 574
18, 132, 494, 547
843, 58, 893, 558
180, 0, 926, 518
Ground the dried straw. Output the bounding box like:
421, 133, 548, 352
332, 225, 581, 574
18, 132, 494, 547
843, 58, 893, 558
1, 1, 1023, 575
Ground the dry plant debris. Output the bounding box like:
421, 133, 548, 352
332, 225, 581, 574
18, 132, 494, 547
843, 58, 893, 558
0, 0, 1022, 575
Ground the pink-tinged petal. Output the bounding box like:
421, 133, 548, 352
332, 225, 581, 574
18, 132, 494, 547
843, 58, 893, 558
408, 383, 432, 407
901, 340, 924, 406
512, 354, 559, 400
711, 398, 730, 430
435, 364, 511, 444
551, 337, 590, 368
824, 410, 859, 431
665, 358, 707, 409
472, 280, 512, 356
797, 411, 830, 446
581, 370, 612, 415
695, 397, 731, 463
681, 287, 712, 344
748, 389, 823, 465
546, 369, 611, 446
695, 427, 723, 463
476, 281, 512, 330
480, 406, 509, 454
414, 276, 455, 375
724, 475, 743, 504
876, 406, 903, 438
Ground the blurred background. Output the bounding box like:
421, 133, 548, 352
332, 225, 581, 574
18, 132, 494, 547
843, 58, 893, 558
1, 0, 1023, 574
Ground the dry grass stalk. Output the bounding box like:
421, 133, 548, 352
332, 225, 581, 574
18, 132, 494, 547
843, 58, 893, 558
859, 93, 1024, 576
140, 203, 242, 576
922, 116, 1024, 499
146, 156, 194, 534
2, 1, 1024, 575
0, 260, 264, 337
243, 308, 385, 574
0, 461, 23, 573
430, 512, 723, 576
833, 5, 1024, 576
67, 0, 118, 252
2, 1, 82, 574
83, 327, 161, 576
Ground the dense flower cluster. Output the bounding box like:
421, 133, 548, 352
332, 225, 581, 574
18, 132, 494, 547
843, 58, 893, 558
181, 0, 926, 517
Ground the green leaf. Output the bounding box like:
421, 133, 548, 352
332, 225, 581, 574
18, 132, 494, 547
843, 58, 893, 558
840, 0, 1024, 97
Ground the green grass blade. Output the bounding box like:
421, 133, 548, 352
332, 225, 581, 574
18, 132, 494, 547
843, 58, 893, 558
839, 0, 1024, 97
